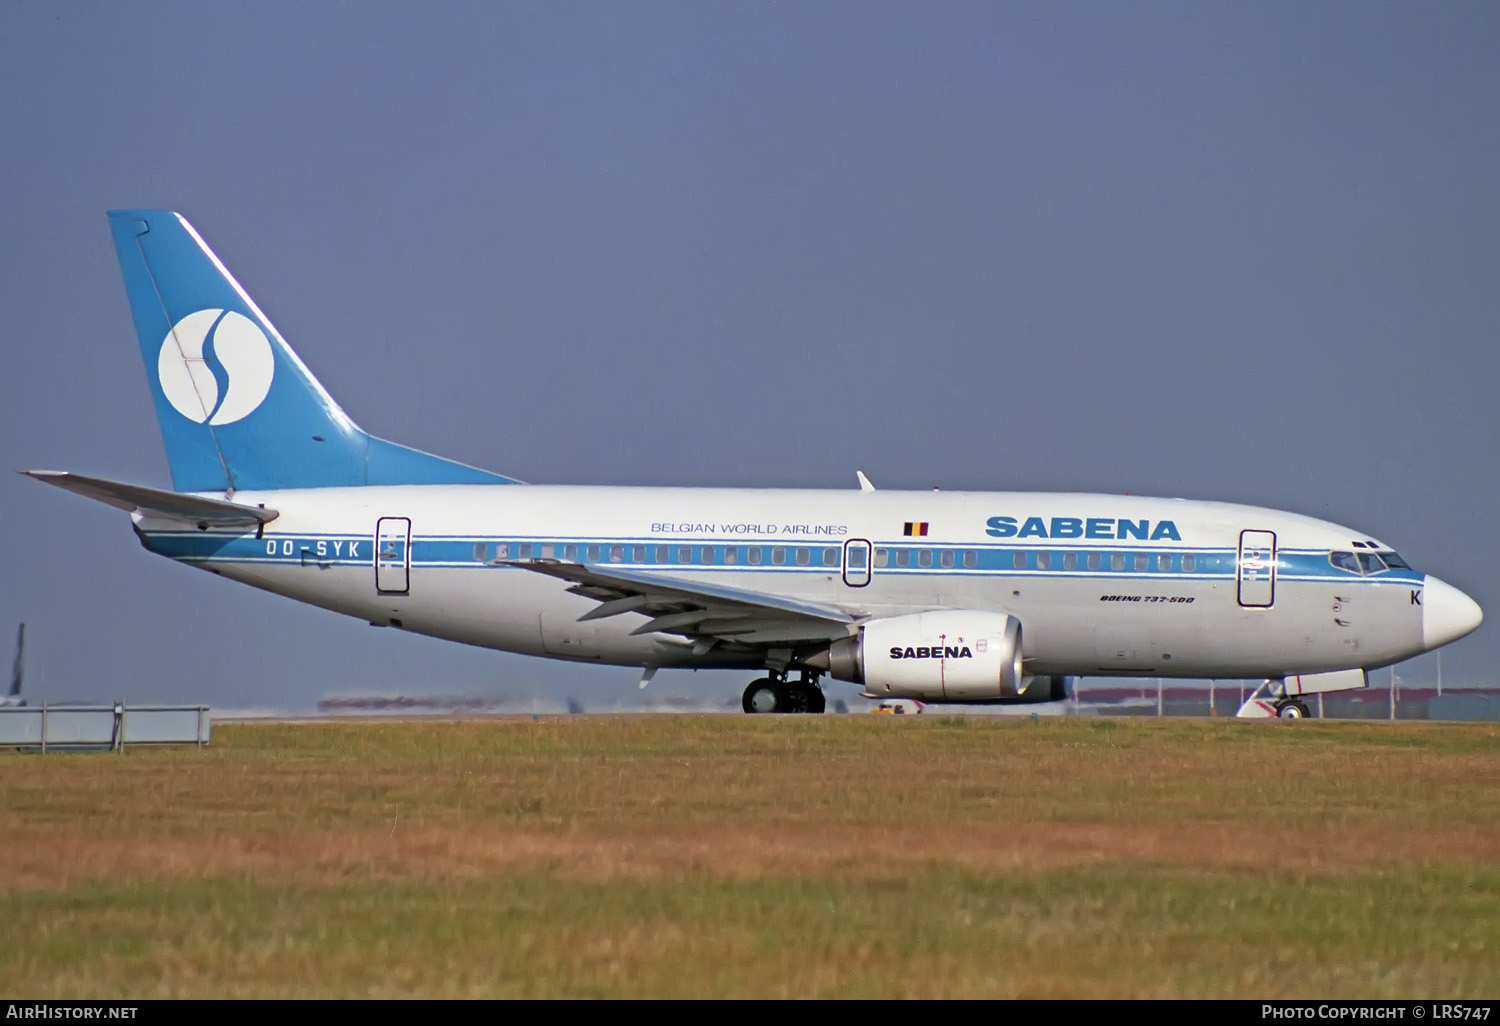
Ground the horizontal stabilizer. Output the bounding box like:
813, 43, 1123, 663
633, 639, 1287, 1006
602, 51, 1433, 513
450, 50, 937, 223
23, 471, 278, 528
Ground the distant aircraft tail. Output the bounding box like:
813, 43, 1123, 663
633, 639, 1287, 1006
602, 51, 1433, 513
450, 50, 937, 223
106, 210, 520, 493
10, 624, 23, 701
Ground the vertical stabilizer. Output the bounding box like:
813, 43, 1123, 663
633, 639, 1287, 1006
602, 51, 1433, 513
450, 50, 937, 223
106, 210, 520, 492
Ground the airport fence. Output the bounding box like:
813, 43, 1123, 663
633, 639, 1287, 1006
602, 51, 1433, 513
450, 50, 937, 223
1077, 686, 1500, 722
0, 703, 211, 751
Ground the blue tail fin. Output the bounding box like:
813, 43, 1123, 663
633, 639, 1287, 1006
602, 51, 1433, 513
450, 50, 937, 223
107, 210, 519, 493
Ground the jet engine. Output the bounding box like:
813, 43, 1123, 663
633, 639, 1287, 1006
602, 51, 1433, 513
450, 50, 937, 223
809, 610, 1028, 702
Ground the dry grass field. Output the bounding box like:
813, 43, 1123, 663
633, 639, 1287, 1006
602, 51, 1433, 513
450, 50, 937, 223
2, 715, 1498, 998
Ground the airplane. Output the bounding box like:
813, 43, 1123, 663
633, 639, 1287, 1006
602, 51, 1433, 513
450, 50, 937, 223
2, 624, 24, 708
24, 210, 1484, 718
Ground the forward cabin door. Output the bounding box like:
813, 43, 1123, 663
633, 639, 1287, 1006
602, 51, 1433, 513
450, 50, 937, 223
1237, 529, 1277, 608
375, 517, 411, 594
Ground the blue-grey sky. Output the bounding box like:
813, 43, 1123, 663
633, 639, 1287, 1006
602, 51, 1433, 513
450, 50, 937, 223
2, 2, 1496, 710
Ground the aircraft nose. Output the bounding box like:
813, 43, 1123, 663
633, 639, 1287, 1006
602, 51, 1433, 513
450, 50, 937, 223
1423, 576, 1483, 650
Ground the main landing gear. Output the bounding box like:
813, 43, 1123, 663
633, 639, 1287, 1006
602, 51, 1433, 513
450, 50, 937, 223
742, 672, 826, 714
1276, 699, 1311, 719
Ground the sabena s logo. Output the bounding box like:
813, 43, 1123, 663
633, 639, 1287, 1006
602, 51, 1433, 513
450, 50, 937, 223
158, 309, 275, 425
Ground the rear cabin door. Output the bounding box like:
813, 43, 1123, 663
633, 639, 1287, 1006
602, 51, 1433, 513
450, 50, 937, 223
843, 539, 871, 587
375, 517, 411, 594
1237, 529, 1277, 608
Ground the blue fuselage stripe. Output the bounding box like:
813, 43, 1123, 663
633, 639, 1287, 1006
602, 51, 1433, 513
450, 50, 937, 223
139, 532, 1426, 587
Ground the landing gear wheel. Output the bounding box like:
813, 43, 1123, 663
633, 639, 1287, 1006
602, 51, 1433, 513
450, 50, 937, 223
784, 681, 826, 714
1276, 700, 1311, 719
742, 678, 785, 714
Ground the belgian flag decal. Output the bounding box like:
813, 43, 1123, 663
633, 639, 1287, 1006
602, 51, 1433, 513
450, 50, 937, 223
903, 522, 929, 537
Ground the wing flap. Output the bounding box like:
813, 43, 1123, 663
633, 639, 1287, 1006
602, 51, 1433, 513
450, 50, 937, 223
23, 471, 278, 528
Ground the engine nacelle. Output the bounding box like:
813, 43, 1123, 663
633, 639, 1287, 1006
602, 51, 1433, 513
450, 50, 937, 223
813, 610, 1025, 701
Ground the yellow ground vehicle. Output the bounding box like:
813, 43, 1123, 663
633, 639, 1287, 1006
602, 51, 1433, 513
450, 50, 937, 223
872, 699, 924, 715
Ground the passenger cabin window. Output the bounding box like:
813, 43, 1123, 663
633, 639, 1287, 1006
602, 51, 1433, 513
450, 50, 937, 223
1134, 553, 1149, 572
1158, 553, 1171, 572
610, 545, 623, 563
518, 543, 533, 560
679, 546, 692, 563
1013, 551, 1026, 570
796, 547, 810, 566
656, 545, 668, 563
564, 544, 578, 561
1182, 553, 1195, 572
895, 549, 910, 568
1111, 553, 1125, 572
632, 545, 646, 563
846, 547, 866, 568
541, 544, 555, 559
1036, 552, 1051, 570
874, 548, 889, 568
1063, 552, 1078, 571
918, 549, 932, 568
473, 543, 487, 562
940, 550, 955, 569
823, 547, 839, 567
724, 547, 739, 565
963, 550, 977, 569
772, 547, 786, 566
1087, 552, 1101, 571
587, 544, 600, 562
748, 547, 763, 565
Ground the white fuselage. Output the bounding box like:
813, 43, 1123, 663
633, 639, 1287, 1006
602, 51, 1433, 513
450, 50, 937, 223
135, 485, 1462, 682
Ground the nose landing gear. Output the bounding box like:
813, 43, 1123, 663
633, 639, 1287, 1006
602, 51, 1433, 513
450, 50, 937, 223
741, 672, 826, 714
1276, 699, 1311, 719
1236, 679, 1315, 719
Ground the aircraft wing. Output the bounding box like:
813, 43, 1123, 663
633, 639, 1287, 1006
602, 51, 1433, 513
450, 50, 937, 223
23, 471, 278, 528
504, 559, 858, 647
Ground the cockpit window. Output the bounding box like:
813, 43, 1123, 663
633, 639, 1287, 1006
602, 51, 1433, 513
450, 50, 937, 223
1332, 550, 1409, 575
1329, 551, 1361, 574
